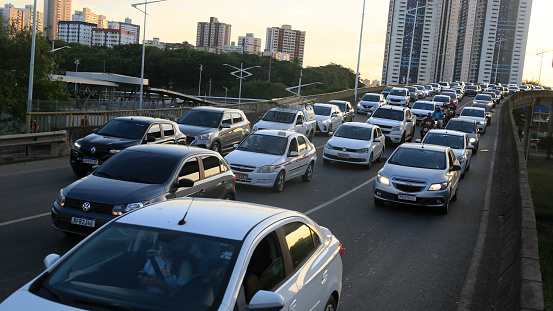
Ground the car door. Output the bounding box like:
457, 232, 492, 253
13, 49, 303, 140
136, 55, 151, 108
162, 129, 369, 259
331, 107, 342, 128
372, 127, 382, 157
295, 136, 311, 175
219, 112, 234, 149
405, 110, 415, 137
447, 149, 460, 196
199, 154, 231, 199
286, 137, 301, 179
169, 156, 204, 198
231, 112, 247, 145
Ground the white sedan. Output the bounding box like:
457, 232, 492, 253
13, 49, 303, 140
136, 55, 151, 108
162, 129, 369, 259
314, 103, 344, 136
224, 130, 317, 192
0, 198, 343, 311
323, 122, 385, 169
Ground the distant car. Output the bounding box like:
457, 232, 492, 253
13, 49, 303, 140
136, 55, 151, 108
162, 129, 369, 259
381, 85, 394, 98
386, 87, 411, 107
465, 85, 482, 96
459, 107, 487, 134
430, 83, 442, 94
445, 118, 481, 153
419, 129, 474, 178
252, 106, 316, 140
453, 88, 464, 101
532, 86, 544, 91
357, 93, 386, 116
327, 100, 355, 122
471, 103, 492, 125
177, 107, 250, 154
405, 86, 421, 101
413, 85, 427, 99
314, 103, 344, 135
323, 122, 385, 169
441, 91, 459, 107
508, 85, 520, 94
373, 143, 462, 214
411, 100, 437, 124
6, 198, 343, 311
473, 93, 494, 110
438, 81, 450, 90
54, 145, 236, 235
225, 130, 317, 192
70, 117, 186, 176
433, 95, 452, 108
424, 84, 435, 96
367, 105, 416, 144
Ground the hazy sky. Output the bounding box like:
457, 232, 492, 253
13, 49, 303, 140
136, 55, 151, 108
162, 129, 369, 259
8, 0, 553, 86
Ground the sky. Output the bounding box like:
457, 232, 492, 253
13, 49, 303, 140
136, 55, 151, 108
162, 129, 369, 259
7, 0, 553, 87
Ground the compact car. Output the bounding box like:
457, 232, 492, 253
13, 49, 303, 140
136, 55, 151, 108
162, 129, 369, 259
327, 100, 355, 122
357, 93, 386, 116
459, 107, 487, 133
386, 87, 411, 107
445, 118, 481, 153
314, 103, 344, 135
367, 105, 416, 144
410, 100, 437, 123
419, 129, 474, 178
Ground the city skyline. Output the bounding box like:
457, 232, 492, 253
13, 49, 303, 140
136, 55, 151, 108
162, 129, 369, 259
5, 0, 553, 87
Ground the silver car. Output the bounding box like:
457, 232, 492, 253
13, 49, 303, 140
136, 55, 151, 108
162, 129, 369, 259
373, 143, 462, 214
445, 118, 481, 153
418, 129, 474, 178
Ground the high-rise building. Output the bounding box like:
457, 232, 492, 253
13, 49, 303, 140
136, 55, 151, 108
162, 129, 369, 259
0, 4, 26, 32
108, 18, 140, 44
196, 17, 231, 48
72, 7, 107, 29
92, 28, 136, 47
265, 25, 306, 66
58, 20, 94, 45
238, 33, 261, 54
44, 0, 72, 40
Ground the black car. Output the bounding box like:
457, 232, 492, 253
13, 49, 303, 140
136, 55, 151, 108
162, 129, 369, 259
53, 144, 236, 235
70, 117, 186, 176
381, 86, 394, 99
177, 107, 250, 154
327, 100, 355, 122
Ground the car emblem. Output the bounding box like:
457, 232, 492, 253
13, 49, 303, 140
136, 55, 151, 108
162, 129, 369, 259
342, 148, 347, 152
82, 202, 91, 212
91, 147, 96, 154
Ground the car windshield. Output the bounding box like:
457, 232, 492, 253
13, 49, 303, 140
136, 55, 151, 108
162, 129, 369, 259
372, 108, 404, 121
262, 111, 295, 124
446, 121, 477, 133
423, 133, 465, 150
467, 86, 476, 90
412, 102, 434, 111
314, 106, 332, 116
334, 125, 372, 141
32, 224, 240, 311
388, 147, 446, 170
330, 102, 346, 111
237, 134, 288, 155
405, 87, 417, 93
443, 93, 456, 99
475, 94, 492, 101
178, 110, 222, 128
389, 89, 406, 96
434, 96, 449, 103
94, 150, 179, 184
96, 120, 149, 140
461, 109, 485, 117
383, 86, 394, 92
472, 104, 490, 112
362, 94, 381, 102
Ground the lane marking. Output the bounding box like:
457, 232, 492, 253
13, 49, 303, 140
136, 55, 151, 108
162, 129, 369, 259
457, 98, 501, 310
0, 212, 50, 228
305, 176, 376, 215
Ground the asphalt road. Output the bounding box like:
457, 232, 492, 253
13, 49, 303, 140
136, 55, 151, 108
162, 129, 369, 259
0, 94, 505, 310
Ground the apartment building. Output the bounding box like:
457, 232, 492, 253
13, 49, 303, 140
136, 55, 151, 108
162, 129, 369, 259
57, 20, 94, 45
108, 18, 140, 44
44, 0, 72, 40
196, 17, 231, 49
265, 25, 305, 66
238, 33, 261, 54
72, 7, 107, 29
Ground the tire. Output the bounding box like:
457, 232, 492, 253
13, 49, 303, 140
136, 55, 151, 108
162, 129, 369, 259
364, 153, 373, 170
302, 162, 314, 182
374, 197, 385, 206
323, 158, 331, 165
439, 201, 450, 214
466, 159, 471, 171
324, 296, 337, 311
328, 125, 333, 137
72, 167, 87, 177
211, 141, 221, 153
452, 185, 459, 201
273, 170, 285, 192
223, 192, 235, 200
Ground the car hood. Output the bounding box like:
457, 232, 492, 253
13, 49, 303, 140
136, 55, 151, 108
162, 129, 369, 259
78, 133, 140, 149
225, 150, 283, 167
473, 100, 492, 105
177, 124, 216, 136
382, 164, 447, 183
368, 117, 401, 127
0, 286, 83, 311
254, 120, 294, 131
359, 100, 380, 106
459, 116, 485, 122
327, 136, 370, 149
64, 175, 163, 204
411, 108, 433, 115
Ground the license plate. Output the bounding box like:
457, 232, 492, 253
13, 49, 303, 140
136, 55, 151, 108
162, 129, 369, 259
337, 153, 349, 159
235, 173, 248, 180
398, 193, 416, 201
71, 216, 95, 227
83, 157, 98, 165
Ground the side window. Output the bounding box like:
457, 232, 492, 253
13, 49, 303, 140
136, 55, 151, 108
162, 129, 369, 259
297, 136, 307, 152
297, 114, 303, 124
347, 103, 352, 110
179, 157, 200, 182
222, 113, 232, 126
283, 222, 320, 269
202, 155, 221, 178
231, 112, 243, 124
448, 150, 455, 167
288, 138, 298, 155
162, 123, 175, 137
147, 124, 162, 139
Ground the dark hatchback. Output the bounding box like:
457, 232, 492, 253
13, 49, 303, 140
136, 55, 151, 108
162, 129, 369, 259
54, 144, 236, 235
70, 117, 186, 176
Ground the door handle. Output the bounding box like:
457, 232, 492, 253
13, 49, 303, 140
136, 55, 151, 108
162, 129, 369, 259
199, 189, 206, 195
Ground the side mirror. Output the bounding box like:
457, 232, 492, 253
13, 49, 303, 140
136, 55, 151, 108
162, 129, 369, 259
289, 151, 299, 157
331, 113, 338, 117
249, 291, 285, 311
177, 178, 194, 188
467, 145, 475, 150
44, 254, 60, 269
380, 155, 387, 162
233, 143, 239, 149
415, 139, 421, 143
145, 135, 156, 143
477, 128, 483, 134
451, 164, 462, 171
221, 123, 231, 128
374, 138, 381, 142
328, 131, 334, 136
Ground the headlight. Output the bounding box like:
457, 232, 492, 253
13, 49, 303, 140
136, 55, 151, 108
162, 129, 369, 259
56, 189, 66, 207
377, 173, 390, 186
391, 126, 401, 131
198, 133, 212, 140
356, 147, 369, 153
257, 165, 275, 173
478, 121, 486, 124
109, 149, 121, 154
429, 182, 448, 191
73, 141, 81, 149
469, 138, 476, 143
325, 142, 334, 149
112, 201, 146, 216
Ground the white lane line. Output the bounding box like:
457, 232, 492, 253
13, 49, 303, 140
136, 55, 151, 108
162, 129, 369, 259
305, 176, 376, 216
457, 100, 501, 310
0, 212, 50, 228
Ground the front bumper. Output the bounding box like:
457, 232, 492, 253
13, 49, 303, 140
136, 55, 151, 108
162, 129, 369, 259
373, 184, 451, 208
232, 170, 279, 188
323, 147, 371, 165
51, 201, 114, 235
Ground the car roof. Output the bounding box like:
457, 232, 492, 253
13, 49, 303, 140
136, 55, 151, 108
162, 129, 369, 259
116, 198, 291, 241
462, 107, 486, 111
327, 100, 348, 104
190, 106, 241, 113
314, 103, 338, 108
251, 129, 297, 138
268, 107, 298, 114
125, 144, 219, 158
413, 100, 435, 105
391, 87, 408, 90
426, 129, 467, 137
448, 117, 477, 124
378, 104, 408, 111
114, 116, 174, 124
340, 122, 376, 129
397, 142, 449, 152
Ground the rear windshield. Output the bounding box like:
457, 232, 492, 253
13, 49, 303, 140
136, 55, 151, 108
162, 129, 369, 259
461, 109, 485, 117
475, 94, 492, 101
412, 102, 434, 111
389, 89, 407, 96
446, 120, 477, 133
334, 125, 372, 141
362, 94, 381, 102
423, 133, 465, 150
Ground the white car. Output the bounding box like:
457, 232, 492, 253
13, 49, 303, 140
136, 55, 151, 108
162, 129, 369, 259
367, 105, 416, 144
418, 129, 474, 178
0, 198, 343, 311
459, 107, 487, 134
224, 130, 317, 192
410, 100, 436, 123
357, 93, 386, 116
314, 103, 344, 135
386, 87, 411, 107
322, 122, 385, 169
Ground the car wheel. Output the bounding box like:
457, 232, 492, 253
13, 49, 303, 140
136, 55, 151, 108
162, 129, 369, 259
324, 296, 337, 311
452, 185, 459, 201
365, 153, 373, 170
374, 197, 385, 206
72, 167, 87, 176
302, 162, 314, 182
439, 201, 450, 214
273, 170, 285, 192
211, 141, 221, 153
328, 125, 333, 137
400, 132, 406, 144
323, 158, 331, 165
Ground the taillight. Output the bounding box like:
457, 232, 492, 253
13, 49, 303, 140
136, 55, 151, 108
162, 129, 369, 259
338, 243, 344, 260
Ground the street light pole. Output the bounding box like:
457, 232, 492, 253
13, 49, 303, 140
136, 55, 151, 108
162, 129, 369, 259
537, 50, 553, 85
494, 38, 510, 84
26, 0, 38, 132
223, 63, 260, 104
354, 0, 366, 103
198, 64, 203, 96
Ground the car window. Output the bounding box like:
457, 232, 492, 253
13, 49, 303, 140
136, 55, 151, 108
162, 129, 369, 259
96, 120, 148, 139
313, 106, 331, 116
423, 133, 465, 150
262, 110, 296, 124
147, 124, 162, 139
372, 108, 404, 121
178, 110, 222, 128
388, 148, 446, 170
222, 113, 232, 126
162, 123, 175, 137
283, 222, 320, 269
231, 112, 243, 124
334, 125, 372, 140
202, 155, 222, 178
297, 136, 307, 152
179, 157, 200, 182
297, 114, 304, 124
448, 150, 455, 167
288, 138, 298, 155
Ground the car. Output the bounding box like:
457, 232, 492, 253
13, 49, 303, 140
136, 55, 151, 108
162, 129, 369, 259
441, 91, 459, 107
386, 87, 411, 107
508, 85, 520, 94
445, 118, 481, 153
413, 85, 427, 99
224, 130, 317, 192
481, 91, 499, 106
418, 129, 474, 178
53, 145, 236, 235
543, 86, 552, 91
459, 107, 487, 134
532, 85, 544, 91
314, 103, 344, 135
357, 93, 386, 116
438, 81, 450, 90
381, 85, 394, 98
433, 94, 452, 109
410, 100, 436, 124
373, 143, 462, 214
423, 84, 435, 96
471, 103, 493, 125
177, 107, 250, 154
367, 105, 416, 144
453, 88, 464, 101
70, 117, 186, 176
4, 198, 343, 311
322, 122, 385, 169
473, 93, 494, 110
327, 100, 355, 122
465, 85, 482, 96
430, 83, 442, 94
405, 86, 421, 101
252, 106, 316, 140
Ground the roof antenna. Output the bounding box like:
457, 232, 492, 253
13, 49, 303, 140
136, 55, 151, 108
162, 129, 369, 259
178, 199, 194, 225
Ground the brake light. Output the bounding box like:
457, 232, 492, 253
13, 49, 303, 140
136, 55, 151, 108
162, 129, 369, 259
233, 174, 236, 182
338, 243, 344, 260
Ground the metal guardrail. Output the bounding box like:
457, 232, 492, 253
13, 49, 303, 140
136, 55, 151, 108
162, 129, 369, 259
0, 130, 68, 158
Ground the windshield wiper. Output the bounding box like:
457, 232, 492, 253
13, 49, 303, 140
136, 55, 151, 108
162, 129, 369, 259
116, 176, 149, 184
94, 171, 114, 179
238, 146, 252, 151
38, 283, 64, 303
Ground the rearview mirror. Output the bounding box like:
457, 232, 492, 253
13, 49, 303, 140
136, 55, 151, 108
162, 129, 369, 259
380, 155, 387, 162
177, 178, 194, 188
289, 151, 299, 157
44, 254, 60, 269
451, 164, 462, 171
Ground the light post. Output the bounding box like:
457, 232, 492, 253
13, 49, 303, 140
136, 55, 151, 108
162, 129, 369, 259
49, 42, 70, 75
404, 3, 432, 86
223, 63, 260, 104
354, 0, 366, 103
131, 0, 166, 111
537, 50, 553, 85
26, 0, 38, 132
223, 87, 228, 104
198, 64, 203, 96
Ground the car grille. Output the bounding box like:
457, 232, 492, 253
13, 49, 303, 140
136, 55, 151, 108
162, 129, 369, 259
393, 183, 426, 193
331, 146, 357, 152
64, 197, 114, 215
229, 164, 256, 173
389, 98, 401, 102
79, 145, 112, 160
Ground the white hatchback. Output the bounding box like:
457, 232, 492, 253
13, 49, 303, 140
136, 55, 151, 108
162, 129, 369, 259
314, 103, 344, 135
0, 198, 343, 311
418, 129, 474, 178
224, 130, 317, 192
459, 107, 487, 134
323, 122, 385, 169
